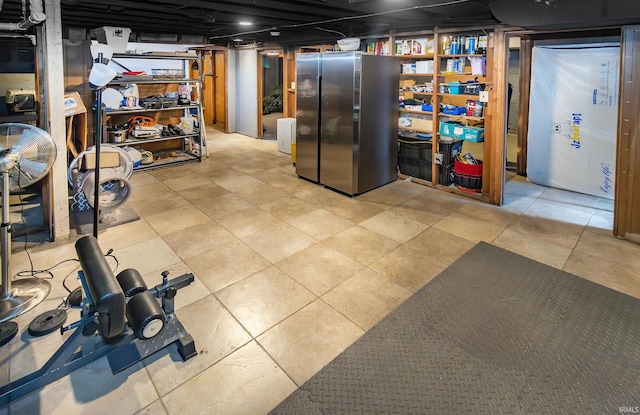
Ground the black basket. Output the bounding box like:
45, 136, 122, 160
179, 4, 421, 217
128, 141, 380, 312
399, 156, 432, 181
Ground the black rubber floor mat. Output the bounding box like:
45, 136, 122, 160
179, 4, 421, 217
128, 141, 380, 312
270, 241, 640, 414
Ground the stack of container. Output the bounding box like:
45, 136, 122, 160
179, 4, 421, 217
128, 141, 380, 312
438, 139, 463, 185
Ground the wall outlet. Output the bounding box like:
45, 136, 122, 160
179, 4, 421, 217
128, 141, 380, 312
434, 153, 443, 165
479, 91, 489, 102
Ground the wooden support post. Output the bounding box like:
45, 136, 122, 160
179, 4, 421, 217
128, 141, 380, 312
485, 30, 508, 205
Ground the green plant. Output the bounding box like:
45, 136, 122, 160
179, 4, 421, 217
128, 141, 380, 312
263, 85, 283, 114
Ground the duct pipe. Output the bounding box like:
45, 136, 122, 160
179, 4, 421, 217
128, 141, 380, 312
0, 0, 46, 31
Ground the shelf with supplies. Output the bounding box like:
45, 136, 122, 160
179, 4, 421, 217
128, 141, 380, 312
400, 109, 433, 116
437, 113, 484, 122
390, 30, 491, 194
100, 52, 206, 171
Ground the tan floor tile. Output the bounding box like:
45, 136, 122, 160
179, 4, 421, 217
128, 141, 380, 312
145, 295, 252, 396
294, 187, 349, 208
136, 400, 167, 415
370, 245, 448, 292
360, 210, 429, 243
276, 244, 364, 296
432, 211, 507, 243
324, 198, 386, 223
228, 161, 267, 175
196, 166, 239, 182
216, 266, 315, 336
247, 167, 294, 183
13, 237, 79, 272
286, 208, 354, 240
404, 227, 476, 267
564, 250, 640, 299
194, 193, 254, 220
162, 341, 296, 415
112, 237, 181, 277
322, 268, 412, 331
217, 207, 283, 238
140, 262, 210, 312
501, 194, 537, 214
356, 180, 426, 207
257, 300, 364, 385
492, 229, 572, 269
162, 220, 238, 260
258, 196, 318, 220
323, 225, 399, 266
575, 230, 640, 269
506, 215, 584, 250
177, 182, 230, 201
269, 175, 320, 194
409, 188, 471, 216
185, 240, 271, 293
390, 198, 446, 226
457, 202, 520, 225
151, 166, 193, 182
214, 174, 265, 193
10, 358, 156, 415
127, 181, 174, 203
241, 223, 317, 263
145, 205, 211, 236
129, 193, 191, 217
236, 184, 290, 205
129, 172, 160, 187
163, 172, 212, 192
8, 307, 81, 381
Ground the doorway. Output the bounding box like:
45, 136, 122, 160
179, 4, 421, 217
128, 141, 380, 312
259, 51, 283, 140
503, 30, 621, 233
202, 49, 227, 131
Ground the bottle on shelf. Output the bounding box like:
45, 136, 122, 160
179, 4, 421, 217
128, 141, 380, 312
467, 36, 476, 55
442, 36, 451, 55
450, 36, 459, 55
477, 35, 488, 55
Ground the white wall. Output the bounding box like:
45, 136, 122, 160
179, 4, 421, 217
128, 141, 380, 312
235, 49, 258, 138
226, 50, 237, 133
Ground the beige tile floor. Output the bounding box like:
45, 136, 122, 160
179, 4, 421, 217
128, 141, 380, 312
2, 126, 640, 414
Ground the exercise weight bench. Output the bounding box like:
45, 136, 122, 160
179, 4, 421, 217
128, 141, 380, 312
0, 235, 197, 406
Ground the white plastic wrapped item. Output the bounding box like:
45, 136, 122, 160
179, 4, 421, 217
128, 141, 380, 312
527, 45, 619, 199
468, 57, 486, 76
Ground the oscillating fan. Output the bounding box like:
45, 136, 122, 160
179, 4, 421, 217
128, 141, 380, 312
0, 123, 57, 322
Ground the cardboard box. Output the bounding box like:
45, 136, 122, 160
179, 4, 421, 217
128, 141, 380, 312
411, 38, 434, 55
415, 60, 434, 74
439, 121, 465, 139
462, 126, 484, 142
401, 63, 416, 74
399, 116, 433, 132
64, 91, 87, 117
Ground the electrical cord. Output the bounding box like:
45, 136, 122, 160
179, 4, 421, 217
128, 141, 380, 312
14, 158, 121, 294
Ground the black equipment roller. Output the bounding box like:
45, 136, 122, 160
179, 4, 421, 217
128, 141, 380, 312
116, 269, 147, 297
75, 236, 125, 339
126, 291, 166, 339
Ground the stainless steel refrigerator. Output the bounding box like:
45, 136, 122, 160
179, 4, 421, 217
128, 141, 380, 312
296, 52, 400, 196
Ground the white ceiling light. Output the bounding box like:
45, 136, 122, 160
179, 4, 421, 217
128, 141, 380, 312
239, 21, 252, 26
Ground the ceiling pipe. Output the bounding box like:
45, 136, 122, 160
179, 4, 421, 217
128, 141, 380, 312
0, 0, 46, 32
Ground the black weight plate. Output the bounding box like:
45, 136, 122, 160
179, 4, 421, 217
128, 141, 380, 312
0, 321, 18, 347
28, 309, 67, 337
